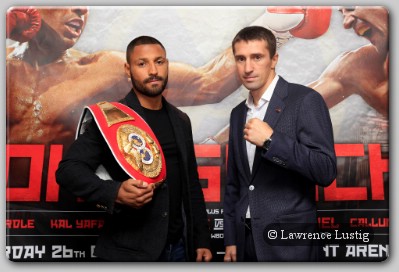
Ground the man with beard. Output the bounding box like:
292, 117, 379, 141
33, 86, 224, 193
56, 36, 212, 262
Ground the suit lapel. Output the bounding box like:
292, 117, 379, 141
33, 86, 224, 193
237, 102, 251, 181
250, 77, 288, 181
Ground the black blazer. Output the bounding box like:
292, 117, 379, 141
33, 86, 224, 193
56, 91, 211, 261
223, 77, 337, 261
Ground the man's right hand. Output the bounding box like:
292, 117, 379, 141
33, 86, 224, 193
6, 7, 42, 42
224, 245, 237, 262
116, 179, 155, 209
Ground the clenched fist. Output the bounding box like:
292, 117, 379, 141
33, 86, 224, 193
243, 118, 273, 147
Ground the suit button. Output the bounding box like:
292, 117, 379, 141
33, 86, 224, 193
273, 157, 279, 163
249, 185, 255, 191
162, 212, 168, 218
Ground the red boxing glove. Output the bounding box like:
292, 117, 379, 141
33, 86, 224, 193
267, 6, 332, 39
6, 7, 42, 42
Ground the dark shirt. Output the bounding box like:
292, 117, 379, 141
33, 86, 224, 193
142, 106, 184, 244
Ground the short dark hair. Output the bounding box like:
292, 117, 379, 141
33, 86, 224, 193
232, 26, 276, 58
126, 36, 165, 63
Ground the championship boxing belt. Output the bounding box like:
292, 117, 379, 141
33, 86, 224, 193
77, 101, 166, 185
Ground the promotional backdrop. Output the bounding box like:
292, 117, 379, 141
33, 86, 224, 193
6, 6, 389, 261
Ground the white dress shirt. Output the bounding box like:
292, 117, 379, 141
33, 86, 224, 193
245, 75, 279, 218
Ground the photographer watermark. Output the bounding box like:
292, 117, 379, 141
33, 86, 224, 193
262, 223, 388, 258
265, 228, 370, 243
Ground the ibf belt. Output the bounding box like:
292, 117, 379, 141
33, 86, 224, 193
80, 101, 166, 185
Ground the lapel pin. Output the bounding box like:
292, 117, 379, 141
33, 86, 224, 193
275, 108, 282, 113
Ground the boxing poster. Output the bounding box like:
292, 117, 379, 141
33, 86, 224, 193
6, 6, 389, 261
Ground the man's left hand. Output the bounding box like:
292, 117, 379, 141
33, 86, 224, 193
196, 248, 212, 262
244, 118, 273, 147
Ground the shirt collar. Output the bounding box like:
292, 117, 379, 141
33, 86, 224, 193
245, 75, 279, 109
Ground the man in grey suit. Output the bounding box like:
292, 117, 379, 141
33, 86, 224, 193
223, 26, 337, 262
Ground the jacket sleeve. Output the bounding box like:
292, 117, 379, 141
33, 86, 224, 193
55, 121, 122, 213
263, 90, 337, 187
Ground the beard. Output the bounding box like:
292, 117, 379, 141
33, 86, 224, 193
130, 73, 168, 98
